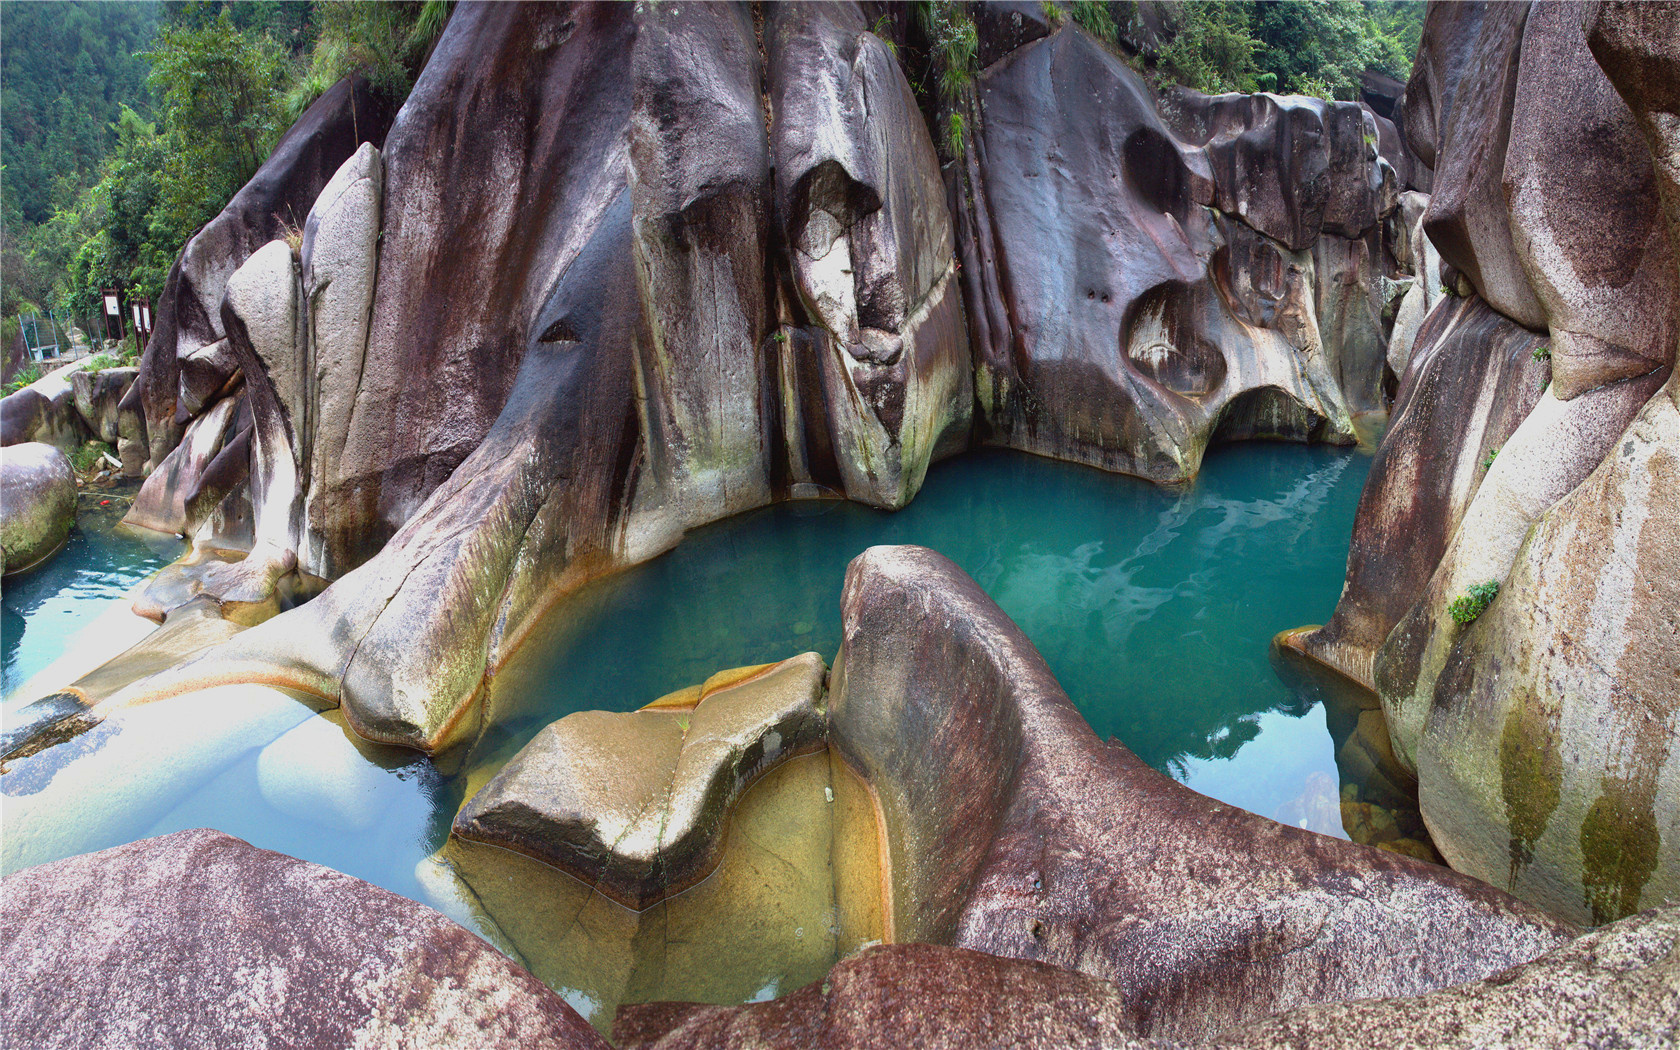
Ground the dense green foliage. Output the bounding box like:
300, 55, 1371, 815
1128, 1, 1423, 100
2, 1, 446, 340
1448, 580, 1500, 625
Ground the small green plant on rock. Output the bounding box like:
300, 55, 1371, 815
1482, 447, 1499, 469
1532, 344, 1551, 363
1449, 580, 1500, 625
945, 111, 966, 155
85, 353, 118, 372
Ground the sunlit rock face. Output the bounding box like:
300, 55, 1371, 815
955, 28, 1390, 482
0, 443, 75, 576
0, 829, 609, 1050
1299, 0, 1680, 928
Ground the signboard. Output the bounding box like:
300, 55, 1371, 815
104, 294, 120, 316
142, 303, 152, 333
132, 304, 144, 331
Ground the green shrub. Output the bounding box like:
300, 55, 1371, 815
1068, 0, 1117, 42
85, 353, 118, 372
70, 440, 115, 475
946, 111, 966, 155
4, 364, 43, 395
1482, 447, 1499, 470
1448, 580, 1500, 625
1532, 344, 1551, 362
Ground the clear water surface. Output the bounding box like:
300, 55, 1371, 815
4, 442, 1373, 913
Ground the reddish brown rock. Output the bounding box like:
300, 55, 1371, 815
0, 829, 608, 1050
1296, 295, 1546, 688
829, 546, 1572, 1043
614, 944, 1144, 1050
1504, 0, 1678, 400
1418, 1, 1547, 330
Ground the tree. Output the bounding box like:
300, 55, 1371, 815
144, 11, 288, 241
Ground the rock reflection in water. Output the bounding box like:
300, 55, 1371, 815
422, 750, 885, 1033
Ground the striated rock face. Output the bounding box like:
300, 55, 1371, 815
1300, 295, 1547, 688
956, 28, 1397, 483
830, 546, 1571, 1042
769, 2, 972, 508
0, 442, 75, 576
1210, 905, 1680, 1048
1297, 0, 1680, 929
0, 829, 609, 1050
79, 10, 1407, 752
123, 75, 393, 475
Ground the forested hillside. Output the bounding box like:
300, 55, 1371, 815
0, 0, 1415, 347
0, 0, 444, 341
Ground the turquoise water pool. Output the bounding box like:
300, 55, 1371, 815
2, 442, 1372, 905
1, 490, 181, 699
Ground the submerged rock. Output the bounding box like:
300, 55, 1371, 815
0, 442, 75, 577
0, 829, 608, 1049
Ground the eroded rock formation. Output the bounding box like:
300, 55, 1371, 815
1292, 0, 1679, 928
58, 2, 1424, 757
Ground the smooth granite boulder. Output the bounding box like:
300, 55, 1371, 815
1416, 1, 1547, 330
0, 829, 608, 1050
829, 546, 1572, 1042
0, 442, 75, 576
768, 1, 972, 508
453, 654, 828, 908
124, 392, 248, 538
312, 3, 636, 573
0, 363, 91, 453
1295, 296, 1547, 689
1401, 1, 1485, 171
1505, 0, 1678, 400
68, 366, 137, 444
126, 75, 394, 473
957, 28, 1358, 484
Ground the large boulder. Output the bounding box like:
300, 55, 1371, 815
615, 909, 1680, 1050
1211, 906, 1680, 1048
614, 943, 1140, 1050
768, 1, 972, 508
0, 442, 75, 576
957, 29, 1362, 484
0, 363, 92, 453
1504, 0, 1678, 400
124, 74, 395, 475
1416, 1, 1547, 330
453, 654, 828, 908
68, 366, 137, 443
827, 547, 1571, 1042
1295, 295, 1547, 688
0, 829, 609, 1049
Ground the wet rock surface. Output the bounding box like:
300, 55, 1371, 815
0, 828, 608, 1050
454, 654, 828, 908
0, 442, 76, 576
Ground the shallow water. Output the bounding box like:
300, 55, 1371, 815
2, 442, 1375, 1008
1, 489, 181, 699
